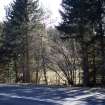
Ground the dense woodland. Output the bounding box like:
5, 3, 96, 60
0, 0, 105, 87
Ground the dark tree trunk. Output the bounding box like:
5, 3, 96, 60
14, 58, 18, 83
35, 68, 39, 85
81, 44, 89, 86
43, 68, 48, 85
92, 49, 96, 85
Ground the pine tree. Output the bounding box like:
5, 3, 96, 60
57, 0, 105, 86
57, 0, 89, 86
3, 0, 42, 83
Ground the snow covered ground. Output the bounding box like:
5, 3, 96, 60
0, 85, 105, 105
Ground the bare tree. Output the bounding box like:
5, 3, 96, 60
47, 28, 81, 85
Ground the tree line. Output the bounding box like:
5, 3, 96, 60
0, 0, 105, 87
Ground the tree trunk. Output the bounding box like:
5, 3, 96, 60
92, 49, 96, 85
35, 68, 39, 85
14, 58, 18, 83
81, 44, 89, 86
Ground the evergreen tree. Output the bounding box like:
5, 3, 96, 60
57, 0, 90, 86
57, 0, 105, 86
3, 0, 42, 82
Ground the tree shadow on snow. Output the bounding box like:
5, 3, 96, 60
0, 86, 105, 105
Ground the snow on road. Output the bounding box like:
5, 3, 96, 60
0, 86, 105, 105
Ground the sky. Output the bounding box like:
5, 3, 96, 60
0, 0, 12, 21
0, 0, 62, 25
